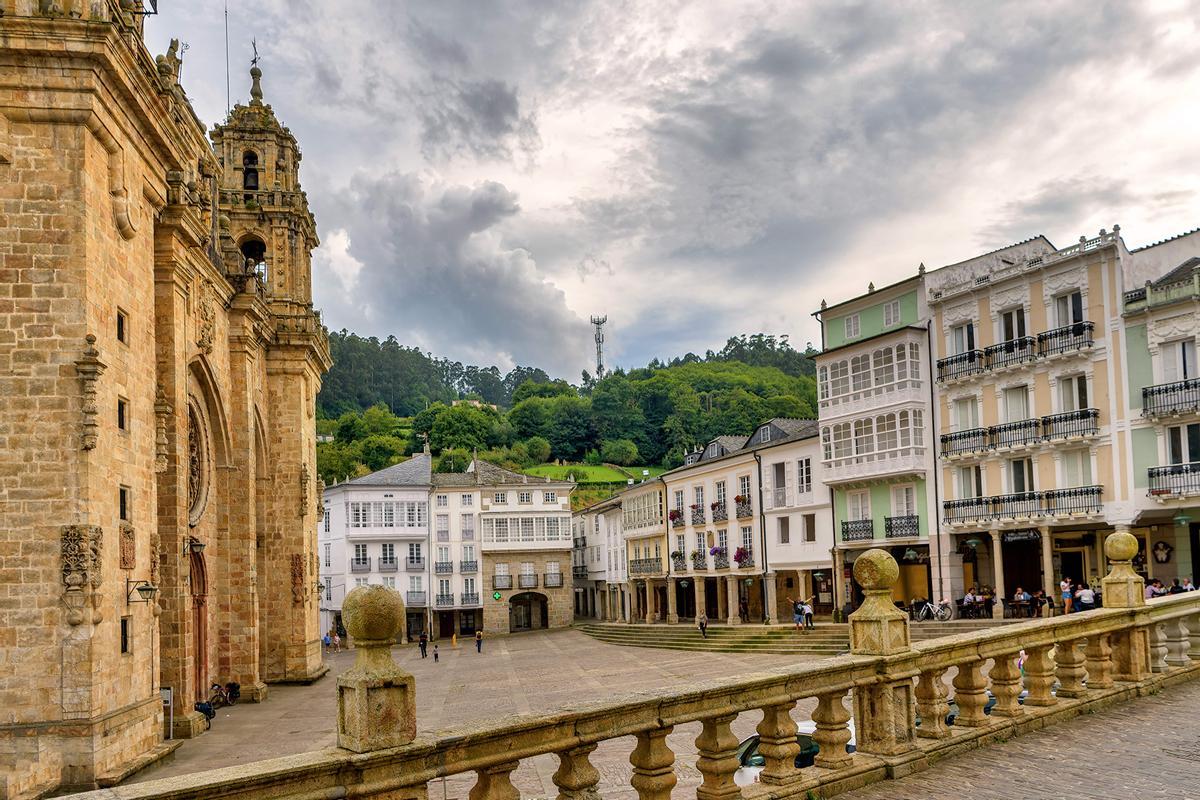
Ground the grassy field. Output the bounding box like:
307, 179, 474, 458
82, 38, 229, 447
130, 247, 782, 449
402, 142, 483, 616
525, 463, 667, 483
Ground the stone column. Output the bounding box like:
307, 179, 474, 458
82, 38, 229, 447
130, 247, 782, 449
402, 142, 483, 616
1040, 525, 1055, 615
716, 577, 729, 622
1102, 529, 1152, 682
337, 585, 416, 752
644, 581, 654, 624
832, 548, 845, 618
725, 576, 739, 625
694, 576, 706, 621
764, 572, 778, 624
990, 530, 1006, 618
848, 549, 923, 773
666, 577, 678, 624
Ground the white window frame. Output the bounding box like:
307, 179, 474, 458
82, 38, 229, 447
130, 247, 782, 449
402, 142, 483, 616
844, 313, 860, 339
883, 299, 900, 328
847, 490, 870, 521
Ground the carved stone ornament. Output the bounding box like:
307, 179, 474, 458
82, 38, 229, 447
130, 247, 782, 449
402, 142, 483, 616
119, 523, 135, 570
291, 553, 306, 604
990, 283, 1028, 313
1042, 267, 1086, 301
299, 462, 310, 517
155, 38, 182, 88
316, 477, 326, 516
61, 525, 102, 626
187, 402, 210, 526
197, 281, 216, 355
154, 387, 172, 473
942, 300, 976, 328
74, 335, 106, 451
150, 527, 161, 587
1148, 313, 1199, 351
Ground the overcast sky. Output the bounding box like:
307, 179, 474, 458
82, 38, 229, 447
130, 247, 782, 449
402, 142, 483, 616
149, 1, 1199, 379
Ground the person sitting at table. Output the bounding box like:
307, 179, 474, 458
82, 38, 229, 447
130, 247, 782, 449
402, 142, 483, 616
1074, 582, 1096, 612
1032, 589, 1048, 617
1011, 586, 1032, 617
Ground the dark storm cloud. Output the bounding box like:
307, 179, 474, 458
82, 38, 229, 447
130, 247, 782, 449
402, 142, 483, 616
416, 78, 541, 161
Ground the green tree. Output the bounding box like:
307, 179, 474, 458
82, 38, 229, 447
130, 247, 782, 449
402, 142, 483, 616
546, 395, 594, 460
316, 441, 364, 483
335, 412, 367, 444
357, 434, 406, 472
435, 448, 471, 473
429, 404, 492, 452
361, 403, 402, 436
600, 438, 639, 465
512, 378, 577, 403
509, 397, 553, 440
411, 402, 448, 447
524, 435, 551, 463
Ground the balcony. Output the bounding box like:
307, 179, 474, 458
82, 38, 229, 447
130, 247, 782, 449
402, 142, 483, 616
629, 558, 661, 576
735, 500, 753, 519
690, 506, 706, 526
985, 336, 1037, 371
1149, 462, 1200, 498
406, 557, 425, 572
941, 427, 989, 457
711, 502, 728, 522
406, 591, 427, 607
1143, 378, 1200, 419
544, 572, 564, 588
518, 574, 539, 589
435, 593, 454, 608
733, 546, 754, 569
572, 564, 589, 578
434, 561, 453, 575
378, 557, 398, 572
690, 551, 708, 571
671, 554, 687, 572
461, 592, 481, 606
824, 449, 926, 484
992, 419, 1041, 450
937, 350, 985, 382
459, 560, 478, 573
1038, 322, 1094, 357
492, 575, 512, 590
712, 551, 730, 570
350, 557, 371, 573
670, 514, 685, 529
942, 486, 1103, 524
1042, 408, 1099, 440
884, 515, 920, 538
841, 519, 874, 542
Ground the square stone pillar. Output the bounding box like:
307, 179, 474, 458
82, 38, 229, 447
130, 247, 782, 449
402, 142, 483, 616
645, 581, 654, 623
337, 586, 416, 753
764, 572, 778, 624
717, 577, 729, 621
667, 577, 678, 624
726, 576, 740, 625
1101, 529, 1152, 682
990, 530, 1006, 618
694, 576, 706, 621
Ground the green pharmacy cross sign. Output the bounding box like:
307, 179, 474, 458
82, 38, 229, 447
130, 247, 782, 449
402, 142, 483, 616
493, 591, 502, 601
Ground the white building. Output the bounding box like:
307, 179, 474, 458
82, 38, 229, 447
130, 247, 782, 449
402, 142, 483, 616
320, 454, 432, 641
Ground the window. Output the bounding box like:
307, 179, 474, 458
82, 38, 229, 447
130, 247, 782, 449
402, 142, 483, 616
323, 543, 331, 568
829, 360, 850, 396
778, 516, 790, 544
951, 322, 975, 355
408, 576, 422, 591
353, 543, 367, 562
1004, 385, 1029, 422
325, 581, 332, 601
999, 307, 1026, 341
323, 507, 330, 533
803, 513, 817, 543
715, 481, 726, 505
461, 514, 475, 540
952, 397, 979, 431
543, 491, 557, 503
958, 465, 982, 498
844, 314, 860, 339
847, 490, 870, 520
117, 397, 129, 431
407, 542, 421, 560
546, 561, 560, 575
674, 490, 684, 512
518, 491, 533, 504
1062, 450, 1092, 487
382, 576, 396, 589
1056, 290, 1084, 326
759, 426, 771, 443
119, 486, 130, 522
1163, 339, 1197, 383
1167, 423, 1200, 464
1059, 375, 1088, 412
738, 475, 751, 498
875, 414, 897, 451
693, 486, 704, 507
436, 494, 448, 507
718, 530, 728, 550
883, 300, 900, 327
438, 578, 451, 596
120, 616, 131, 655
892, 485, 916, 516
741, 526, 752, 549
797, 458, 811, 494
116, 308, 129, 344
461, 493, 474, 506
355, 577, 368, 587
463, 544, 476, 562
495, 562, 510, 576
853, 419, 874, 455
1009, 458, 1035, 494
872, 347, 894, 385
850, 354, 871, 391
493, 492, 508, 504
464, 577, 476, 594
695, 532, 704, 552
381, 543, 395, 562
706, 442, 721, 458
677, 534, 685, 553
436, 513, 449, 541
832, 422, 852, 459
520, 561, 535, 576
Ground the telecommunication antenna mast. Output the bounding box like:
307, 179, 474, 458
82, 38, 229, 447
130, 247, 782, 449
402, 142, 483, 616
590, 315, 607, 379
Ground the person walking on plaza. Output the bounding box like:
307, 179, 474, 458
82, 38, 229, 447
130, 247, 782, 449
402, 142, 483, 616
418, 630, 428, 659
1060, 577, 1073, 614
698, 612, 708, 638
475, 629, 483, 653
433, 644, 439, 662
738, 597, 749, 624
322, 632, 330, 653
332, 632, 341, 653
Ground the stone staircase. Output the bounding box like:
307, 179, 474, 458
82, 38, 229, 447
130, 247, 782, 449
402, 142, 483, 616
575, 618, 1021, 656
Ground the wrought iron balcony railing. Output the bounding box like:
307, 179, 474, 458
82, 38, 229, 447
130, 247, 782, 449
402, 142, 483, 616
406, 591, 427, 606
735, 500, 753, 518
1042, 408, 1099, 440
991, 419, 1041, 449
733, 547, 754, 569
671, 515, 685, 528
690, 551, 708, 571
840, 519, 874, 542
711, 502, 728, 522
943, 486, 1103, 523
671, 554, 687, 572
434, 561, 453, 574
942, 498, 990, 524
350, 557, 371, 573
884, 515, 920, 538
941, 427, 989, 457
937, 350, 985, 381
492, 575, 512, 589
712, 552, 730, 570
629, 558, 661, 576
378, 557, 398, 572
459, 560, 478, 573
572, 564, 589, 578
1043, 486, 1104, 516
1149, 462, 1200, 497
1038, 321, 1094, 357
435, 593, 454, 607
460, 592, 481, 606
1143, 378, 1200, 418
690, 506, 706, 526
937, 322, 1095, 383
518, 574, 539, 589
543, 573, 564, 588
406, 557, 425, 572
985, 336, 1037, 370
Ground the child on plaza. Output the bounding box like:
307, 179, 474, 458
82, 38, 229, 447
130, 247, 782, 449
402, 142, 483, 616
433, 645, 439, 662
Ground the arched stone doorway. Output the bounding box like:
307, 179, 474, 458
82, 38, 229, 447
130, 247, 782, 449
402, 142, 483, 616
509, 592, 549, 632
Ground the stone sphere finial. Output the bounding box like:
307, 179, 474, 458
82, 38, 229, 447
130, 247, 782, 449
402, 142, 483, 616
1105, 530, 1138, 562
342, 585, 404, 642
852, 548, 899, 591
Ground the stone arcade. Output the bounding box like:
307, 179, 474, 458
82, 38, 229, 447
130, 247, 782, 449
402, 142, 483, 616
0, 4, 329, 797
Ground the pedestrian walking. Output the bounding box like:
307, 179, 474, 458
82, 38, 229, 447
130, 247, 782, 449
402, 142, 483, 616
433, 645, 439, 662
787, 596, 805, 632
419, 631, 428, 659
698, 612, 708, 638
332, 632, 341, 653
802, 597, 815, 630
738, 598, 749, 624
1060, 577, 1073, 614
475, 630, 483, 653
322, 632, 331, 653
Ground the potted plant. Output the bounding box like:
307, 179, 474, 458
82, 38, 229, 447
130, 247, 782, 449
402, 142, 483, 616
733, 546, 750, 566
668, 509, 681, 522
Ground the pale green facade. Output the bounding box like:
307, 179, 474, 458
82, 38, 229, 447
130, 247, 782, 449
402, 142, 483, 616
832, 479, 930, 540
824, 289, 919, 350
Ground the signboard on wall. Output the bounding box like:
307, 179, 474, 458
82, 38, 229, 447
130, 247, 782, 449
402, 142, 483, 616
1002, 529, 1041, 544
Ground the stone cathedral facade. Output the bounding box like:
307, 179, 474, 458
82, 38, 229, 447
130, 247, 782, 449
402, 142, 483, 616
0, 4, 330, 797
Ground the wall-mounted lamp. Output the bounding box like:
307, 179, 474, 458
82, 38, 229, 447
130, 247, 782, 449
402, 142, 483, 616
126, 580, 159, 604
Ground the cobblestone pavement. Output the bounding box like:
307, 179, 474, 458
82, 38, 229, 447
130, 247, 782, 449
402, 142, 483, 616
842, 677, 1200, 800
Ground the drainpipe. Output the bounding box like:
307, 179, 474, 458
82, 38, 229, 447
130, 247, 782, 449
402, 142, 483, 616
753, 450, 769, 623
927, 320, 946, 602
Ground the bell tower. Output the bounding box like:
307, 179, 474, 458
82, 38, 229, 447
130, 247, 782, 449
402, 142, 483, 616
210, 62, 316, 307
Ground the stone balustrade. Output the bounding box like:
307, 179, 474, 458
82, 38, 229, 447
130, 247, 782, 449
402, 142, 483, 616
69, 534, 1200, 800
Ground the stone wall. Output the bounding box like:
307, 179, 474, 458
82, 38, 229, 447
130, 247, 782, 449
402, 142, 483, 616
482, 551, 574, 634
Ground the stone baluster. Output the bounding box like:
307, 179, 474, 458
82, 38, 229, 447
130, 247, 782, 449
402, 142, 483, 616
1149, 622, 1169, 673
1164, 617, 1192, 668
469, 761, 520, 800
1189, 611, 1200, 660
812, 691, 854, 770
554, 743, 601, 800
695, 714, 742, 800
1084, 635, 1114, 690
914, 669, 951, 739
630, 726, 677, 800
756, 701, 801, 785
336, 585, 417, 752
1054, 639, 1088, 698
989, 653, 1024, 717
1101, 528, 1153, 682
1022, 646, 1057, 706
950, 660, 988, 726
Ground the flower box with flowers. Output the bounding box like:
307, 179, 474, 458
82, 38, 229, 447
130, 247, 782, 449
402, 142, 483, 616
669, 509, 684, 528
710, 546, 730, 570
733, 546, 754, 568
690, 549, 708, 570
671, 551, 687, 570
711, 501, 728, 522
735, 495, 753, 518
690, 504, 706, 526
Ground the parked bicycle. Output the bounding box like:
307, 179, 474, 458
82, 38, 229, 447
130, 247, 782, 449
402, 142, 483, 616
914, 598, 953, 622
207, 681, 240, 708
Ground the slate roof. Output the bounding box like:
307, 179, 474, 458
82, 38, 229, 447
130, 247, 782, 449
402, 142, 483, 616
660, 417, 820, 479
430, 459, 572, 488
1150, 256, 1200, 286
344, 453, 432, 487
